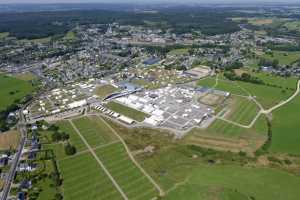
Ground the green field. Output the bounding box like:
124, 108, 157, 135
198, 78, 248, 96
0, 32, 9, 39
95, 142, 158, 200
95, 85, 120, 99
56, 120, 87, 152
106, 101, 150, 122
138, 144, 300, 200
283, 21, 300, 32
206, 116, 267, 139
64, 31, 77, 41
184, 114, 268, 153
197, 77, 216, 88
164, 164, 300, 200
224, 96, 259, 125
270, 93, 300, 155
236, 80, 295, 109
168, 48, 189, 56
56, 116, 158, 199
261, 51, 300, 65
59, 152, 123, 200
72, 116, 118, 148
0, 74, 35, 111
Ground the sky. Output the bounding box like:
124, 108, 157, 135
1, 0, 300, 4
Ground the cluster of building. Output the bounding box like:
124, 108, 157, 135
113, 85, 219, 136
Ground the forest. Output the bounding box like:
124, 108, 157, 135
0, 8, 241, 39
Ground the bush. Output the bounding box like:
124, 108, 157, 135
64, 143, 76, 156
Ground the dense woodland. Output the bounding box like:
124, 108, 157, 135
0, 8, 241, 39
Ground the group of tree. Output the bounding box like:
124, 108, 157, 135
224, 71, 264, 85
48, 124, 77, 156
258, 58, 279, 68
64, 143, 76, 155
224, 61, 244, 70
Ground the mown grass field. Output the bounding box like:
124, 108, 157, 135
57, 120, 87, 152
106, 101, 150, 122
55, 116, 158, 200
59, 152, 123, 200
95, 85, 120, 99
0, 74, 35, 111
224, 96, 259, 125
72, 116, 118, 148
270, 93, 300, 155
95, 142, 158, 200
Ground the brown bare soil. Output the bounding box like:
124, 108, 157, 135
0, 130, 20, 150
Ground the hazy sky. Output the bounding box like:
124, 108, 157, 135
0, 0, 300, 4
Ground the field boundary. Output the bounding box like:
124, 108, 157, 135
96, 115, 165, 196
69, 119, 129, 200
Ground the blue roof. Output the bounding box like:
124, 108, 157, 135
143, 58, 160, 65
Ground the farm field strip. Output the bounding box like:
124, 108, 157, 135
72, 116, 118, 147
58, 151, 124, 200
64, 116, 159, 199
94, 142, 158, 200
57, 121, 87, 152
69, 119, 129, 199
225, 97, 259, 126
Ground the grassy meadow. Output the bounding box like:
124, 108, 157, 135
106, 101, 150, 122
0, 74, 35, 111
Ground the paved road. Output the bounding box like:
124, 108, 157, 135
263, 80, 300, 114
1, 110, 27, 200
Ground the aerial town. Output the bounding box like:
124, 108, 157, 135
0, 2, 300, 200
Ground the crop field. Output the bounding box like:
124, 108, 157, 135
95, 84, 120, 99
95, 142, 158, 200
270, 93, 300, 155
261, 50, 300, 65
0, 74, 35, 111
247, 18, 274, 25
0, 130, 20, 150
224, 96, 259, 125
59, 152, 123, 200
14, 72, 37, 81
56, 116, 158, 200
106, 101, 150, 122
72, 116, 118, 148
185, 115, 268, 152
